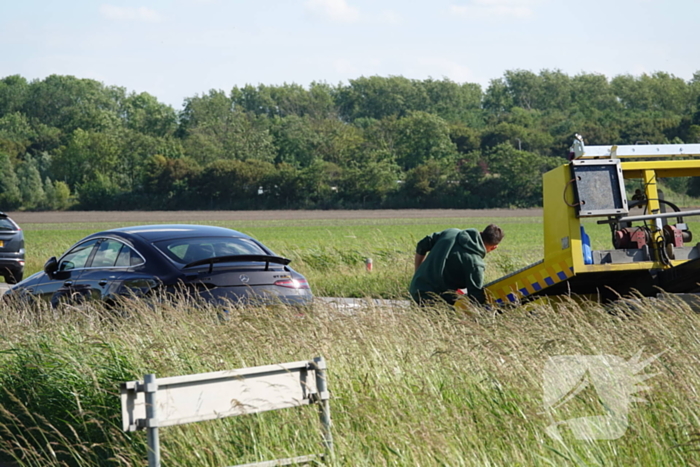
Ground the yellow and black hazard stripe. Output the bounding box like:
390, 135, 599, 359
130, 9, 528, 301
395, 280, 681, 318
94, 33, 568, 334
492, 260, 574, 304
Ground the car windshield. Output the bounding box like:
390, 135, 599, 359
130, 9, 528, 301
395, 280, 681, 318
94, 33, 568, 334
154, 237, 268, 264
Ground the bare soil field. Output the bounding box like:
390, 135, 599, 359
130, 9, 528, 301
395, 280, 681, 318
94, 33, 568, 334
7, 208, 542, 224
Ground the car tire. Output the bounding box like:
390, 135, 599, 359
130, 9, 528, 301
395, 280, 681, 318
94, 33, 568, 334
5, 271, 23, 285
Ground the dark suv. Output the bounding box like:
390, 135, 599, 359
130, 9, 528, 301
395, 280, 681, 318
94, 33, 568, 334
0, 212, 24, 284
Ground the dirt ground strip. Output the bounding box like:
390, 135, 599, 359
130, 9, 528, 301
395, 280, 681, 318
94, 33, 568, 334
7, 208, 542, 224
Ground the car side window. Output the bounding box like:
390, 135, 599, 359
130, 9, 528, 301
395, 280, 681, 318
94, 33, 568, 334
87, 238, 144, 268
91, 239, 121, 267
115, 243, 145, 267
59, 239, 99, 271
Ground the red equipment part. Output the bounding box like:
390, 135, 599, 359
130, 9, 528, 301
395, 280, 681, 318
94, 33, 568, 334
613, 227, 651, 249
663, 225, 684, 248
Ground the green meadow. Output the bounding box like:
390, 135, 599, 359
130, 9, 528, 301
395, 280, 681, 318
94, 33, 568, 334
2, 215, 699, 466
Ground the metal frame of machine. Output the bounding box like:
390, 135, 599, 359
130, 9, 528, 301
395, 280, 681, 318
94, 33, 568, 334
484, 135, 700, 304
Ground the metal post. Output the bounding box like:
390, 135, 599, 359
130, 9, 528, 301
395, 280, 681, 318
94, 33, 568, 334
312, 357, 333, 454
642, 169, 665, 263
144, 374, 160, 467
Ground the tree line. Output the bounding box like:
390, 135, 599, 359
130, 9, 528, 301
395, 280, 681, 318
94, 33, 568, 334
1, 70, 700, 211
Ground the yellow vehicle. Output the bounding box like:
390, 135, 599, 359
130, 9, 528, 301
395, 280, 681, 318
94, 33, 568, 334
484, 135, 700, 304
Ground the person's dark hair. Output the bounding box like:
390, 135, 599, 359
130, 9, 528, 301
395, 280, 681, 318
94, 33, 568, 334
481, 224, 504, 246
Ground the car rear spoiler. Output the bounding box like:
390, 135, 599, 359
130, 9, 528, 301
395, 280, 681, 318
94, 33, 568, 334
184, 254, 292, 273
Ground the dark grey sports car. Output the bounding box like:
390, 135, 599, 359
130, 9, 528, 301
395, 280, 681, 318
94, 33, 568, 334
4, 224, 312, 307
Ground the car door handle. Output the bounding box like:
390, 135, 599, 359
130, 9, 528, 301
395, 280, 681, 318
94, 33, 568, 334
64, 280, 73, 286
99, 280, 108, 286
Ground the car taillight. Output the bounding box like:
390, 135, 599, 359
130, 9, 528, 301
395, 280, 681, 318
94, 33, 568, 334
274, 278, 310, 289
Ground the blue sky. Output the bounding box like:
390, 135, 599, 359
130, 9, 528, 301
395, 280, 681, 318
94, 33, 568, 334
1, 0, 698, 109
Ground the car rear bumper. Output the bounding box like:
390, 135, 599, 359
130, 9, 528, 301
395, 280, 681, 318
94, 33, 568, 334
192, 284, 314, 306
0, 255, 24, 273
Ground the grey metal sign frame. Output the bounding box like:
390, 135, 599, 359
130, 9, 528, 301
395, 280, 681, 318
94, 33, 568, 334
120, 356, 332, 467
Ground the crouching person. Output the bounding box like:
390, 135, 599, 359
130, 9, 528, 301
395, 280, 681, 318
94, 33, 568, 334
409, 224, 504, 306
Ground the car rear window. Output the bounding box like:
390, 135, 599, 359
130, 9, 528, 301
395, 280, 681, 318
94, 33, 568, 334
0, 218, 17, 231
154, 237, 268, 264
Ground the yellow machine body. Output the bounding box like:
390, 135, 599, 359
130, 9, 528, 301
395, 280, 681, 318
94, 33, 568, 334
484, 139, 700, 305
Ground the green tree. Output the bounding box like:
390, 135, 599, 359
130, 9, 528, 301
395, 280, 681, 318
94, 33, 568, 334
687, 125, 700, 143
117, 129, 184, 191
0, 112, 36, 157
197, 159, 275, 208
337, 161, 400, 206
120, 92, 177, 137
181, 91, 276, 165
618, 115, 682, 144
262, 163, 304, 207
401, 158, 457, 206
393, 111, 458, 170
0, 153, 21, 209
481, 121, 554, 154
483, 77, 513, 116
141, 154, 202, 201
450, 124, 481, 155
52, 129, 122, 189
611, 72, 691, 114
485, 69, 572, 113
422, 79, 483, 124
76, 172, 124, 209
16, 155, 45, 209
0, 75, 30, 116
297, 160, 341, 206
500, 69, 541, 111
23, 75, 122, 139
570, 73, 621, 116
41, 177, 72, 210
336, 76, 429, 121
537, 69, 573, 111
231, 82, 337, 119
269, 115, 318, 167
464, 144, 559, 207
352, 117, 398, 165
308, 118, 364, 167
263, 159, 341, 207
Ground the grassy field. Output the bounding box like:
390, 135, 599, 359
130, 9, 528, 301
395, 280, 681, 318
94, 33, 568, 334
2, 215, 700, 466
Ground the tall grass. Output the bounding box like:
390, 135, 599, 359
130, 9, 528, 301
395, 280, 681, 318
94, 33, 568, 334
5, 216, 700, 465
1, 293, 699, 466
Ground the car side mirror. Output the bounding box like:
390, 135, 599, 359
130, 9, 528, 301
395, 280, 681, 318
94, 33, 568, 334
44, 257, 58, 277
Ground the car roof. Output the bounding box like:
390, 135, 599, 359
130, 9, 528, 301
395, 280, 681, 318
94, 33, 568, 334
106, 224, 252, 242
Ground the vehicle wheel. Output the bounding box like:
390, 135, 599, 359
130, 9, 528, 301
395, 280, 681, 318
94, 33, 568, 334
5, 271, 22, 284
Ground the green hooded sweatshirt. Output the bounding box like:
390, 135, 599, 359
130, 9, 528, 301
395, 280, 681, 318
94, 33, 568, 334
409, 228, 487, 304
